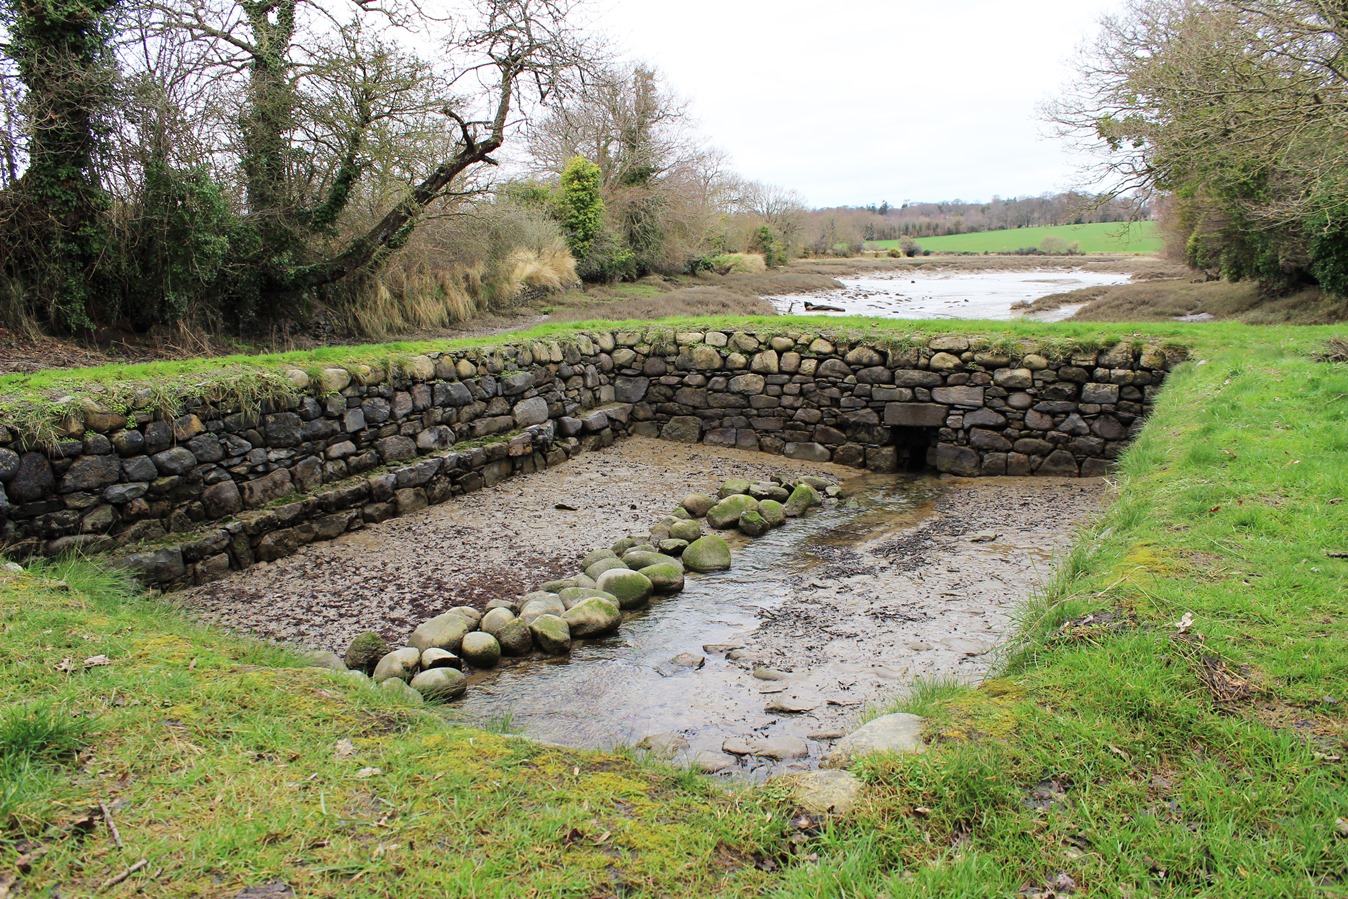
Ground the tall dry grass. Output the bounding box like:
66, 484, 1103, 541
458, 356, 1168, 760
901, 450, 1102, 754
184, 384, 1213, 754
333, 200, 578, 337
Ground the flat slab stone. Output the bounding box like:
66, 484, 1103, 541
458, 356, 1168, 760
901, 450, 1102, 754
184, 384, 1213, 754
693, 751, 736, 774
765, 692, 821, 713
822, 713, 926, 768
636, 731, 690, 756
779, 769, 864, 815
723, 735, 809, 760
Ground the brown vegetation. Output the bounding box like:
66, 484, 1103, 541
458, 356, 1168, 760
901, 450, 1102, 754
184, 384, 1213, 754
1026, 279, 1348, 325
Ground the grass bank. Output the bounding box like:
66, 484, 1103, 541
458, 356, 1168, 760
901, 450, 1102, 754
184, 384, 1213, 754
2, 319, 1345, 896
870, 222, 1163, 255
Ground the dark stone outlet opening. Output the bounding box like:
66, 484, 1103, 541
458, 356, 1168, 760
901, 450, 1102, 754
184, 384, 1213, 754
892, 426, 937, 472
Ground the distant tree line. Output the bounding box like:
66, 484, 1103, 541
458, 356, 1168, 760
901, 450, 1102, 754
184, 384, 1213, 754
791, 192, 1147, 256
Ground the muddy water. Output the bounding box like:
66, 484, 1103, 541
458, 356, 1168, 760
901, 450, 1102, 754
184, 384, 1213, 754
454, 472, 1103, 777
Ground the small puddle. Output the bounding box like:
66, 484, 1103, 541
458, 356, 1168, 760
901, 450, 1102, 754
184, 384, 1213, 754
452, 471, 1101, 777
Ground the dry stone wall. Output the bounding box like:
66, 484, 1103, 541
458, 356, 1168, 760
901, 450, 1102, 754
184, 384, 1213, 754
0, 328, 1175, 588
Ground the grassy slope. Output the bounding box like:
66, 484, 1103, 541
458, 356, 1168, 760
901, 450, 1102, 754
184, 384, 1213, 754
870, 222, 1163, 255
3, 319, 1346, 897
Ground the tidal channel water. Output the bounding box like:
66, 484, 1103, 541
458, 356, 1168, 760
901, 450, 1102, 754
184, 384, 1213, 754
766, 268, 1131, 321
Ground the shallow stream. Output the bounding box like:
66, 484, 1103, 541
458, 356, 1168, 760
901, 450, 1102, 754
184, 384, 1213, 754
453, 471, 1102, 777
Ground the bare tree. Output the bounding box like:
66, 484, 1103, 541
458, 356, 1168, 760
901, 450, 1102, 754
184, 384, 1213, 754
129, 0, 595, 292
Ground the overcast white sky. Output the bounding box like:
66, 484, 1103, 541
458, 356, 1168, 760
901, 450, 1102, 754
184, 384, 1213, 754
582, 0, 1124, 208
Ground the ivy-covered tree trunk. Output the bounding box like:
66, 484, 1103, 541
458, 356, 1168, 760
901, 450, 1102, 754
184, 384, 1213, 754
238, 0, 297, 255
1, 0, 119, 330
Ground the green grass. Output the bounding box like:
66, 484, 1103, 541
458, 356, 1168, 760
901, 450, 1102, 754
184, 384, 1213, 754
870, 222, 1163, 255
2, 318, 1346, 896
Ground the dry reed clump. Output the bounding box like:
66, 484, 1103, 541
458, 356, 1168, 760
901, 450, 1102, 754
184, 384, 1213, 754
502, 245, 578, 295
344, 242, 577, 338
714, 253, 768, 274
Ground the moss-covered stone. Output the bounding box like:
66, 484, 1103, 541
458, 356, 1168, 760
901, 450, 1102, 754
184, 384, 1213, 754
739, 510, 770, 537
669, 519, 704, 543
622, 550, 681, 572
496, 618, 533, 656
681, 494, 716, 517
584, 557, 629, 580
759, 499, 786, 527
372, 646, 421, 683
718, 478, 752, 498
530, 614, 571, 654
409, 611, 472, 653
562, 596, 622, 638
783, 483, 822, 517
596, 568, 654, 610
707, 494, 760, 529
344, 631, 389, 674
683, 535, 732, 572
581, 548, 617, 569
409, 667, 467, 702
460, 632, 502, 668
640, 562, 685, 593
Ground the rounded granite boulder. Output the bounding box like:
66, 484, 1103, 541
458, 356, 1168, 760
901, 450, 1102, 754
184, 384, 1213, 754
683, 535, 732, 572
596, 568, 654, 610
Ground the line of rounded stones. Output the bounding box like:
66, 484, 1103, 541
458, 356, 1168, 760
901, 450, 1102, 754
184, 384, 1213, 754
317, 477, 839, 704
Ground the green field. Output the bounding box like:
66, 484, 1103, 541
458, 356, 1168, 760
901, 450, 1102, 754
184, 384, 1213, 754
2, 318, 1345, 897
870, 221, 1163, 255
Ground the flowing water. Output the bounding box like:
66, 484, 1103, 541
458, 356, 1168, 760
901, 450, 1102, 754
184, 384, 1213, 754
453, 471, 1103, 777
766, 268, 1131, 321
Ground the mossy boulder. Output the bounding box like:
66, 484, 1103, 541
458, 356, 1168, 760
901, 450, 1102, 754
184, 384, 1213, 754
783, 483, 822, 517
707, 494, 760, 529
380, 678, 424, 703
750, 482, 790, 502
496, 618, 534, 656
460, 632, 502, 668
409, 611, 472, 653
596, 568, 654, 610
530, 614, 572, 654
718, 478, 752, 498
344, 631, 389, 674
681, 494, 716, 517
582, 548, 618, 569
450, 606, 482, 627
409, 667, 468, 702
372, 646, 421, 683
739, 510, 770, 537
623, 550, 681, 572
669, 519, 704, 543
659, 539, 690, 556
585, 557, 629, 580
759, 499, 786, 527
519, 593, 565, 625
683, 535, 732, 572
640, 562, 685, 593
562, 596, 622, 638
480, 607, 516, 636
